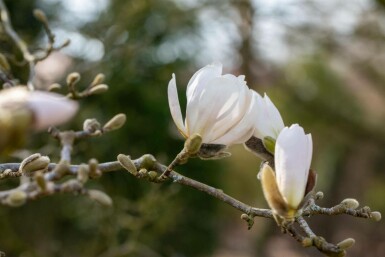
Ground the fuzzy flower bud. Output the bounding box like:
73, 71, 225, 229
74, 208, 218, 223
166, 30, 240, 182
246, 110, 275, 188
341, 198, 359, 209
103, 113, 126, 132
20, 153, 50, 175
117, 154, 137, 175
6, 191, 27, 207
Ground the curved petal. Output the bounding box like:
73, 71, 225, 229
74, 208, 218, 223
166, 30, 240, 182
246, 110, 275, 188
253, 93, 284, 140
187, 77, 241, 142
207, 77, 250, 141
264, 94, 284, 138
275, 124, 312, 209
167, 74, 187, 137
213, 89, 257, 145
185, 63, 222, 135
186, 62, 222, 102
28, 91, 78, 131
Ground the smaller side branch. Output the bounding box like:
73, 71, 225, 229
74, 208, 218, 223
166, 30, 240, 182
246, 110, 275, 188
0, 0, 35, 90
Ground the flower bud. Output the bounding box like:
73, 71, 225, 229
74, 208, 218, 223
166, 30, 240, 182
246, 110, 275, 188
103, 113, 126, 132
20, 153, 50, 175
54, 161, 70, 177
370, 211, 382, 222
33, 9, 48, 23
48, 83, 62, 91
88, 189, 112, 206
88, 84, 108, 95
138, 168, 147, 176
61, 179, 82, 192
91, 73, 105, 86
140, 154, 156, 170
337, 238, 355, 250
66, 72, 80, 85
6, 190, 27, 207
262, 136, 275, 155
148, 171, 158, 180
34, 171, 47, 191
88, 159, 101, 178
77, 164, 89, 184
315, 191, 324, 200
117, 154, 137, 175
61, 39, 71, 47
341, 198, 359, 209
83, 118, 101, 133
184, 133, 202, 154
301, 237, 313, 247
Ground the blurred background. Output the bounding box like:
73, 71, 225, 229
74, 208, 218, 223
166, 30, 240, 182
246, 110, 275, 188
1, 0, 385, 256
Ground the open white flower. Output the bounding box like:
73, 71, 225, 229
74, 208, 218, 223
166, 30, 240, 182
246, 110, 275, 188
260, 124, 315, 220
0, 87, 78, 130
253, 93, 284, 141
168, 62, 257, 146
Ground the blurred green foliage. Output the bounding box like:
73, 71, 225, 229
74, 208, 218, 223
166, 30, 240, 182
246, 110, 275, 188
0, 0, 221, 256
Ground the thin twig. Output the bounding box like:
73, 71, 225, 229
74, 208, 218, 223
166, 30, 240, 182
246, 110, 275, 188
0, 0, 35, 90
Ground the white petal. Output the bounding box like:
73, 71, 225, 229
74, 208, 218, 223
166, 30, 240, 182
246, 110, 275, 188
214, 89, 257, 145
28, 91, 78, 130
186, 77, 240, 142
253, 93, 284, 140
207, 79, 249, 141
275, 124, 312, 209
186, 62, 222, 102
167, 74, 187, 137
185, 62, 223, 135
264, 94, 284, 138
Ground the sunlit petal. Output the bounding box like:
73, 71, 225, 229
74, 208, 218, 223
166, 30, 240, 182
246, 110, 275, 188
275, 124, 312, 209
167, 74, 187, 137
253, 92, 284, 140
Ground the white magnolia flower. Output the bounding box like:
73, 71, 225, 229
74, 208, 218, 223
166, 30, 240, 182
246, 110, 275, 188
0, 87, 78, 130
274, 124, 313, 209
259, 124, 314, 220
168, 62, 257, 146
253, 93, 284, 141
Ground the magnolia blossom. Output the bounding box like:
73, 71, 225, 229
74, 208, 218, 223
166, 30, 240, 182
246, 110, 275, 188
168, 62, 257, 146
0, 87, 78, 130
253, 93, 284, 141
275, 124, 313, 209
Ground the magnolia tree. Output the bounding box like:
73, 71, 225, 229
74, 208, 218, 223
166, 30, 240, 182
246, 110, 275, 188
0, 1, 381, 257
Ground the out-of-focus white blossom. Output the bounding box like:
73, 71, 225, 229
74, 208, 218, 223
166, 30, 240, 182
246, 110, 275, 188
0, 87, 78, 130
168, 62, 257, 146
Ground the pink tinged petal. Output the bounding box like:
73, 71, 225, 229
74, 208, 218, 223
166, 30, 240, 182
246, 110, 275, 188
28, 91, 78, 131
275, 124, 312, 209
167, 74, 187, 137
